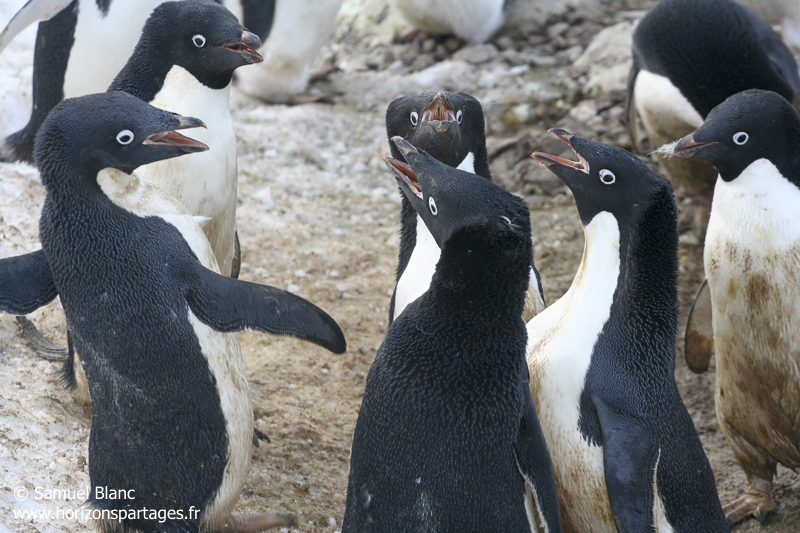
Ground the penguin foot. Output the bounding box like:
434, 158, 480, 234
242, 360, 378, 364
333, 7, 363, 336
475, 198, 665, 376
15, 316, 69, 361
218, 513, 297, 532
252, 427, 271, 447
308, 64, 338, 83
724, 482, 777, 526
287, 92, 339, 105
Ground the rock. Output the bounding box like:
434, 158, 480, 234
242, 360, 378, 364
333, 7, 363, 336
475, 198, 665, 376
501, 0, 602, 35
573, 20, 636, 96
518, 160, 564, 196
452, 43, 499, 65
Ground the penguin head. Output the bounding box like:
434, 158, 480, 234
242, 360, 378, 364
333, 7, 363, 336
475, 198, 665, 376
385, 136, 531, 269
143, 0, 263, 89
35, 91, 208, 184
386, 91, 485, 171
532, 129, 672, 226
673, 89, 800, 184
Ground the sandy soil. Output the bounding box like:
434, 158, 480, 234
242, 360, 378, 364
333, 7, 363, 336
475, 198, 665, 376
1, 0, 799, 532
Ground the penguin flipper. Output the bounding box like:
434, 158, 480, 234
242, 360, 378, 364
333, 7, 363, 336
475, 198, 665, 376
596, 400, 661, 531
186, 267, 346, 354
685, 279, 714, 374
513, 393, 563, 533
522, 266, 546, 323
625, 55, 643, 154
0, 0, 74, 53
0, 249, 58, 315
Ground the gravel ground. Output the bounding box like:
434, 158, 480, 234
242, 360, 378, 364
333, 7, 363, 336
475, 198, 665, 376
1, 0, 799, 531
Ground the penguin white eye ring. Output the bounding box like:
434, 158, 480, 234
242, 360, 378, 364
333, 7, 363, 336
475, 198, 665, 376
410, 112, 419, 126
429, 197, 437, 215
456, 110, 463, 124
192, 34, 206, 48
116, 130, 134, 145
733, 132, 749, 145
599, 169, 615, 185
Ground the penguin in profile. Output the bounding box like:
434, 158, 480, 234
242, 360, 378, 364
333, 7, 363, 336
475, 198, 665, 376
391, 0, 508, 44
1, 91, 346, 532
673, 89, 800, 526
627, 0, 800, 201
529, 129, 727, 532
385, 91, 544, 323
342, 136, 562, 533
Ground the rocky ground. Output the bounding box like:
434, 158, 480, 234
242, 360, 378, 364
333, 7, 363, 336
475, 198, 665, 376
1, 0, 799, 532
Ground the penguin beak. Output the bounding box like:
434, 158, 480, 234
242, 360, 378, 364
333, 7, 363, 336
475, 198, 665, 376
531, 129, 589, 173
144, 131, 208, 153
386, 138, 423, 198
672, 133, 718, 159
421, 93, 456, 132
222, 30, 263, 64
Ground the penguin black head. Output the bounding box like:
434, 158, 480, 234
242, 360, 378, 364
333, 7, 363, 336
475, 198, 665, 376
138, 0, 263, 89
386, 91, 487, 173
673, 89, 800, 184
532, 129, 672, 226
35, 91, 207, 183
385, 136, 531, 269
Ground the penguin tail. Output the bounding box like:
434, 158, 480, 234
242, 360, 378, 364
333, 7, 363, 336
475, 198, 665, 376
625, 55, 643, 155
0, 128, 36, 164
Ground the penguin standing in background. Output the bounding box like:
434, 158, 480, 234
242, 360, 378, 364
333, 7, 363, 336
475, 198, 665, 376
626, 0, 800, 208
0, 91, 346, 532
385, 91, 544, 323
342, 136, 561, 533
673, 89, 800, 526
391, 0, 508, 44
529, 130, 727, 533
224, 0, 343, 104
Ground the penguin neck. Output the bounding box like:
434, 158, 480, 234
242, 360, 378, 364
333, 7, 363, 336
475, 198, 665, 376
108, 41, 176, 102
602, 191, 679, 370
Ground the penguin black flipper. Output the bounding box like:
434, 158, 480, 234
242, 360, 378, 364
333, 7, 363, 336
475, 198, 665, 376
0, 249, 58, 315
594, 398, 661, 531
625, 54, 643, 154
685, 279, 714, 374
186, 266, 346, 354
0, 1, 77, 163
240, 0, 277, 42
514, 391, 561, 532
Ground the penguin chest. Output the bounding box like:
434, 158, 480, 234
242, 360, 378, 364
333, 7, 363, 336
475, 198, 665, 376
137, 66, 238, 272
64, 0, 166, 97
392, 0, 506, 43
526, 213, 620, 533
704, 161, 800, 464
394, 215, 441, 320
633, 70, 703, 144
186, 310, 253, 525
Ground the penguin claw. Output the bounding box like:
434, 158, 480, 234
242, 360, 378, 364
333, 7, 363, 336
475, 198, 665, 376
218, 513, 296, 532
15, 316, 69, 361
723, 485, 777, 526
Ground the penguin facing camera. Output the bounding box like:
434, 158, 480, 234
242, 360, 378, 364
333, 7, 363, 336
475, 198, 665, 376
528, 129, 728, 532
342, 136, 562, 533
626, 0, 800, 234
0, 91, 346, 532
673, 88, 800, 526
385, 90, 545, 324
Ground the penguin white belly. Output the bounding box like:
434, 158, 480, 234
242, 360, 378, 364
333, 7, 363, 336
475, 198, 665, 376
634, 70, 703, 142
391, 0, 505, 43
137, 65, 238, 276
457, 152, 475, 173
63, 0, 165, 97
526, 212, 673, 532
228, 0, 344, 102
394, 215, 440, 320
704, 159, 800, 468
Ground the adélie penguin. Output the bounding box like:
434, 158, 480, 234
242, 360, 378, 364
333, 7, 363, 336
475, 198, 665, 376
342, 137, 562, 533
673, 88, 800, 525
627, 0, 800, 205
529, 129, 727, 532
385, 91, 545, 324
0, 91, 346, 532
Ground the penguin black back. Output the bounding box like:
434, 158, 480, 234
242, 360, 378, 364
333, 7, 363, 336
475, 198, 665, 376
632, 0, 800, 118
342, 138, 562, 532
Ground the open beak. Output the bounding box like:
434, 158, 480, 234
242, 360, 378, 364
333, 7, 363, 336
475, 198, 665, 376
386, 137, 422, 198
143, 113, 208, 153
222, 30, 263, 64
672, 133, 717, 159
421, 92, 456, 132
531, 128, 589, 173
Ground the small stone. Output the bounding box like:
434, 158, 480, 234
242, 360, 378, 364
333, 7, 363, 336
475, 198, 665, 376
452, 43, 499, 65
328, 517, 337, 527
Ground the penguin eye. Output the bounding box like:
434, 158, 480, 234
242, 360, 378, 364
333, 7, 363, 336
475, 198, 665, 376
428, 197, 437, 216
456, 110, 463, 124
733, 132, 748, 145
599, 169, 615, 185
192, 34, 206, 48
116, 130, 134, 145
410, 112, 419, 126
